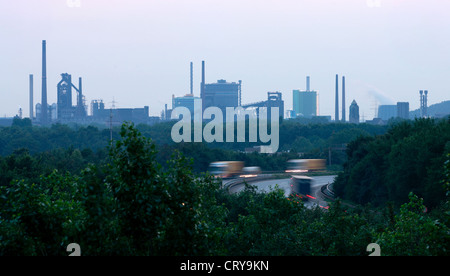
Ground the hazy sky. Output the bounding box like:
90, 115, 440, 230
1, 0, 449, 119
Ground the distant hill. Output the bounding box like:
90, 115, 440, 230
410, 100, 450, 118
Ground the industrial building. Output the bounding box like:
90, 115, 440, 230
349, 100, 360, 124
200, 61, 241, 113
170, 63, 202, 118
172, 94, 202, 118
293, 76, 318, 118
168, 60, 283, 122
242, 92, 284, 120
90, 101, 153, 125
31, 40, 159, 127
57, 73, 87, 121
378, 102, 410, 121
378, 105, 397, 121
35, 103, 57, 122
203, 79, 242, 113
397, 102, 410, 120
167, 61, 242, 120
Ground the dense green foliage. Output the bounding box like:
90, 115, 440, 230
0, 118, 112, 155
0, 118, 388, 173
0, 124, 225, 256
135, 119, 387, 167
334, 118, 450, 209
0, 123, 448, 256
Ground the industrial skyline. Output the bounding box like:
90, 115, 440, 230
5, 40, 445, 126
26, 39, 436, 128
1, 0, 450, 119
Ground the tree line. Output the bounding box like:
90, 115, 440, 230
334, 117, 450, 209
0, 122, 449, 256
1, 117, 388, 173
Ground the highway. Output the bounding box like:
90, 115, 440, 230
228, 175, 336, 209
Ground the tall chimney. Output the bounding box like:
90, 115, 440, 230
306, 76, 310, 92
190, 62, 194, 95
77, 77, 85, 118
335, 74, 339, 122
420, 90, 424, 117
165, 104, 168, 120
41, 40, 48, 125
78, 77, 83, 108
29, 74, 33, 119
342, 76, 346, 122
201, 60, 205, 99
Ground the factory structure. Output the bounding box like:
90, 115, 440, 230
292, 76, 319, 118
419, 90, 429, 118
349, 100, 360, 124
27, 43, 285, 127
165, 60, 285, 121
377, 102, 410, 121
289, 74, 347, 123
11, 40, 438, 129
164, 69, 424, 125
202, 79, 242, 113
374, 90, 427, 122
170, 62, 201, 118
242, 92, 284, 120
29, 41, 159, 126
334, 74, 347, 122
289, 73, 415, 125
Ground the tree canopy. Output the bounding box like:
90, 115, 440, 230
0, 122, 448, 256
334, 118, 450, 209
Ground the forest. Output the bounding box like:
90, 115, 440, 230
334, 118, 450, 209
0, 118, 449, 256
0, 117, 387, 172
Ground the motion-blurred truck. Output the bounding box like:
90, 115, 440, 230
285, 159, 326, 173
290, 175, 314, 201
240, 166, 262, 178
208, 161, 244, 178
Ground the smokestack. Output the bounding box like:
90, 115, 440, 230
29, 74, 33, 119
41, 40, 48, 125
165, 104, 168, 120
335, 74, 339, 122
238, 80, 242, 106
306, 76, 310, 92
201, 60, 205, 99
420, 90, 424, 117
342, 76, 346, 122
78, 77, 83, 108
190, 62, 194, 95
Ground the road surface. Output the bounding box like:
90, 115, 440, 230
229, 175, 336, 209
